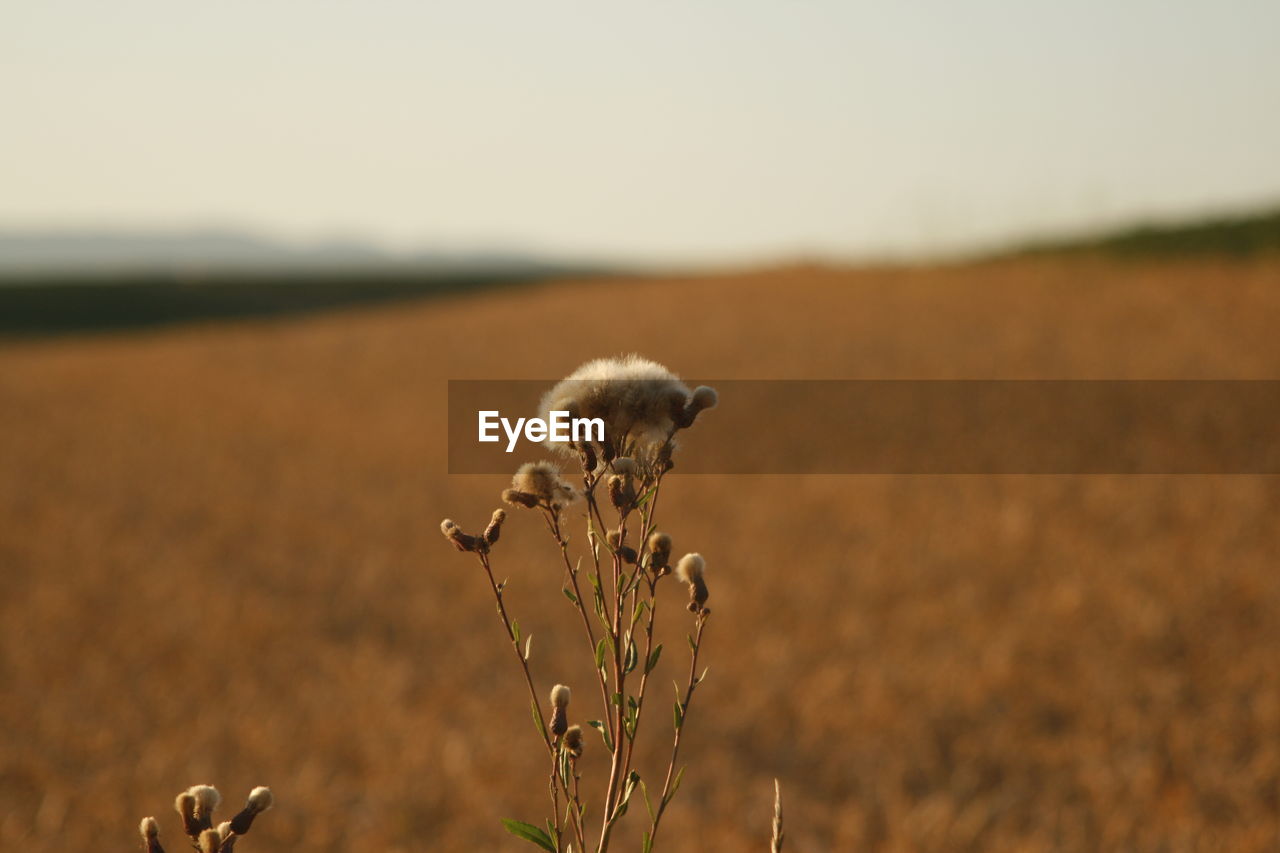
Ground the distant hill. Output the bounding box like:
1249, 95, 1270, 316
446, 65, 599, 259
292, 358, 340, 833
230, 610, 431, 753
1016, 205, 1280, 259
0, 228, 579, 277
0, 229, 610, 337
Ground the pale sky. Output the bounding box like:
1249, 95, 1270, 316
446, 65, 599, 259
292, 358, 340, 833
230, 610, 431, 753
3, 1, 1279, 263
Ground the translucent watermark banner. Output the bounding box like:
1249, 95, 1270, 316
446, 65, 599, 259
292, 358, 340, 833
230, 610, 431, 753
447, 380, 1280, 474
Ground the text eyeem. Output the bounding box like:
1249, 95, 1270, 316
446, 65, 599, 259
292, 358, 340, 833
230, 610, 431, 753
478, 410, 605, 453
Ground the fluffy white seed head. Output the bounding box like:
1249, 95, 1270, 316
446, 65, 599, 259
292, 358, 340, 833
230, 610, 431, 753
550, 684, 571, 709
198, 828, 221, 853
188, 785, 221, 819
564, 724, 585, 758
246, 787, 274, 814
611, 456, 637, 477
511, 461, 578, 507
675, 553, 705, 583
216, 822, 233, 841
690, 385, 718, 412
140, 817, 160, 839
537, 355, 691, 455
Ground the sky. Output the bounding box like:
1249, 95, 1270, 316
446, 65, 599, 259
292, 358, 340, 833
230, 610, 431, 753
3, 0, 1279, 263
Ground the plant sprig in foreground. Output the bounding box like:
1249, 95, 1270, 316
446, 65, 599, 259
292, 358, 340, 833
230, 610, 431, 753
440, 355, 718, 853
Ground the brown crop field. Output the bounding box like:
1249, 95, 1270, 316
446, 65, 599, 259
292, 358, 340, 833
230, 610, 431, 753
1, 257, 1279, 851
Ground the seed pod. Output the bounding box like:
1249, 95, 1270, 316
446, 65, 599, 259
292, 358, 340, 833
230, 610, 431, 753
681, 385, 718, 427
440, 519, 480, 552
197, 829, 221, 853
140, 817, 165, 853
228, 787, 273, 836
676, 553, 709, 613
647, 532, 672, 574
600, 436, 616, 464
501, 488, 541, 509
618, 545, 638, 564
483, 509, 506, 545
548, 684, 571, 738
608, 475, 635, 511
576, 441, 597, 473
188, 786, 220, 832
564, 725, 585, 759
216, 822, 237, 853
174, 793, 200, 838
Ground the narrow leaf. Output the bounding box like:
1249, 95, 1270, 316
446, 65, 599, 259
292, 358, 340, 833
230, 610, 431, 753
587, 719, 614, 751
668, 766, 687, 801
531, 699, 547, 740
640, 780, 656, 822
524, 634, 533, 661
623, 638, 638, 675
646, 644, 663, 674
562, 587, 578, 604
500, 818, 557, 852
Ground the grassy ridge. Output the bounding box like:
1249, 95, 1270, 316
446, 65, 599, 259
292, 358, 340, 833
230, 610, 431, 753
1020, 205, 1280, 259
0, 269, 590, 337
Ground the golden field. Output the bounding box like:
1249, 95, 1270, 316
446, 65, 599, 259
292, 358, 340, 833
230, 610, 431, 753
1, 257, 1278, 851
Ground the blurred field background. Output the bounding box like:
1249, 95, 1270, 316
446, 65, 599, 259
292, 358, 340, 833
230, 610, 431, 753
5, 1, 1280, 849
2, 252, 1279, 851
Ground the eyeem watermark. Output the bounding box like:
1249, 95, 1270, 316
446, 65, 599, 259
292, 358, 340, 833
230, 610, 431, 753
478, 410, 605, 453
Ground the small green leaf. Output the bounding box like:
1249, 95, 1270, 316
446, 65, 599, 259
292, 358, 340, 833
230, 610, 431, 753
562, 587, 578, 604
611, 691, 623, 706
687, 633, 696, 652
587, 719, 614, 751
642, 830, 653, 853
595, 637, 608, 671
511, 620, 521, 643
531, 699, 547, 740
668, 766, 687, 801
673, 700, 683, 730
623, 639, 638, 675
500, 818, 557, 852
635, 485, 658, 508
646, 644, 663, 674
640, 780, 656, 822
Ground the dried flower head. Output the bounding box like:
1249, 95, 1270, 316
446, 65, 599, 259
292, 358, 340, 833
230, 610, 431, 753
483, 509, 506, 545
440, 519, 480, 552
538, 355, 696, 456
564, 725, 585, 759
216, 822, 233, 841
676, 553, 710, 612
197, 828, 221, 853
501, 488, 540, 509
549, 683, 571, 738
228, 787, 274, 836
174, 792, 200, 837
245, 787, 273, 814
140, 817, 160, 840
511, 461, 578, 508
611, 456, 638, 477
648, 531, 673, 574
607, 474, 635, 511
187, 786, 221, 831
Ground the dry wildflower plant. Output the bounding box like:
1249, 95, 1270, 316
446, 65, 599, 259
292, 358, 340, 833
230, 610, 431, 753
137, 785, 273, 853
440, 355, 731, 853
